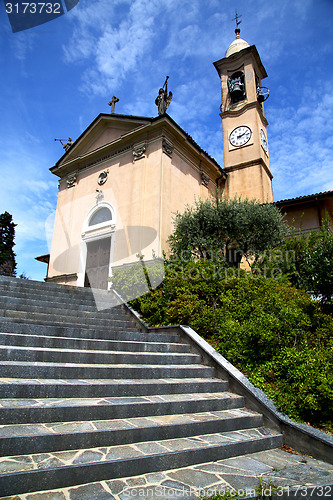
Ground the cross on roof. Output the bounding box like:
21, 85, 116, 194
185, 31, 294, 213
233, 10, 242, 28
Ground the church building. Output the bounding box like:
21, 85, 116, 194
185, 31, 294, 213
43, 28, 282, 289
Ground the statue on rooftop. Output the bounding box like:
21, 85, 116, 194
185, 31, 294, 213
155, 76, 172, 115
55, 137, 73, 151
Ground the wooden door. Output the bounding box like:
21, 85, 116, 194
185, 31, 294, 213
84, 237, 111, 289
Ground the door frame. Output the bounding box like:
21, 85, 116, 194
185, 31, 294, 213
77, 202, 116, 289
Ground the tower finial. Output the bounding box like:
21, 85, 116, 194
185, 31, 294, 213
232, 9, 242, 38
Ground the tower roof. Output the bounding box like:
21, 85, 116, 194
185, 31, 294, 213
225, 28, 250, 57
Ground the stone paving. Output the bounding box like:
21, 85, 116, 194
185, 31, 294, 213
0, 378, 222, 386
0, 424, 275, 474
0, 392, 238, 409
1, 448, 333, 499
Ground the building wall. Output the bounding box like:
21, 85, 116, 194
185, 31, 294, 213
277, 196, 333, 233
47, 133, 214, 285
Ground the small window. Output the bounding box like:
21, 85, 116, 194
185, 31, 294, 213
89, 207, 112, 226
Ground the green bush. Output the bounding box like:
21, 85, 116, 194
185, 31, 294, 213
257, 220, 333, 305
114, 259, 332, 430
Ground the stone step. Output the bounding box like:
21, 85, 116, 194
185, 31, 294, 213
0, 276, 111, 298
0, 295, 128, 317
0, 309, 137, 329
0, 292, 131, 318
0, 345, 200, 366
0, 285, 118, 304
0, 332, 190, 353
0, 428, 283, 496
0, 407, 262, 456
0, 392, 243, 425
0, 378, 228, 399
0, 280, 117, 308
13, 448, 333, 500
0, 361, 215, 380
0, 321, 179, 342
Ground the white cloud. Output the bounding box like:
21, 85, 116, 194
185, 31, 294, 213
64, 0, 164, 94
269, 81, 333, 200
0, 134, 58, 256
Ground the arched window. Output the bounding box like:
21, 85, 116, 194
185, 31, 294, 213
88, 207, 112, 227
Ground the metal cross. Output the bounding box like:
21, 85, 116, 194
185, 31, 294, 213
233, 10, 242, 28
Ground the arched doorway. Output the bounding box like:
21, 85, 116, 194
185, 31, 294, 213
79, 203, 116, 290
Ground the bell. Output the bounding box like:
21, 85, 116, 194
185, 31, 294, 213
229, 78, 244, 100
257, 87, 265, 103
257, 85, 270, 103
231, 82, 244, 99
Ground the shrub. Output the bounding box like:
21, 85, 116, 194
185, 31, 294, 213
116, 259, 332, 430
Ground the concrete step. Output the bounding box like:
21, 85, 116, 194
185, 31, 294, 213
0, 427, 283, 496
0, 377, 228, 399
0, 286, 118, 304
0, 276, 112, 298
0, 284, 118, 312
0, 332, 190, 353
0, 344, 200, 366
0, 321, 179, 342
0, 391, 244, 425
0, 361, 215, 380
0, 300, 135, 322
0, 309, 137, 329
0, 407, 262, 456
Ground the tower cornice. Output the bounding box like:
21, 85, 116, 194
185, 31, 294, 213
220, 101, 268, 126
214, 45, 268, 80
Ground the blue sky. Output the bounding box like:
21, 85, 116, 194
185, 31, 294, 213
0, 0, 333, 280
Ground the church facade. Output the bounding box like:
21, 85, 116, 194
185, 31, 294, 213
45, 29, 275, 289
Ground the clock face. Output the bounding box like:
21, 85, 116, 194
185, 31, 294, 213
229, 126, 252, 147
260, 129, 268, 152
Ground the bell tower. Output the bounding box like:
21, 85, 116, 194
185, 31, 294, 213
214, 28, 273, 202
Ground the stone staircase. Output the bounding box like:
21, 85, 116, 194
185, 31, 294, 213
0, 276, 283, 497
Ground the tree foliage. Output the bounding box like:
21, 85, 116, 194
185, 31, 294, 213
304, 221, 333, 303
0, 212, 17, 276
168, 197, 287, 266
258, 220, 333, 304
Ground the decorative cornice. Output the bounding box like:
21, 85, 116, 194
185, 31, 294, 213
79, 145, 133, 173
66, 174, 77, 189
133, 143, 146, 161
200, 171, 210, 187
162, 137, 174, 158
220, 100, 268, 126
224, 158, 273, 180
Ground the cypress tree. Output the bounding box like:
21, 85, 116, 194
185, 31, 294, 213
0, 212, 17, 276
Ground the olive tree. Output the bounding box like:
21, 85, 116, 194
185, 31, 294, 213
168, 197, 287, 266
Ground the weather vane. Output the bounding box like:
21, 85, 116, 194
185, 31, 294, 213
233, 10, 242, 28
